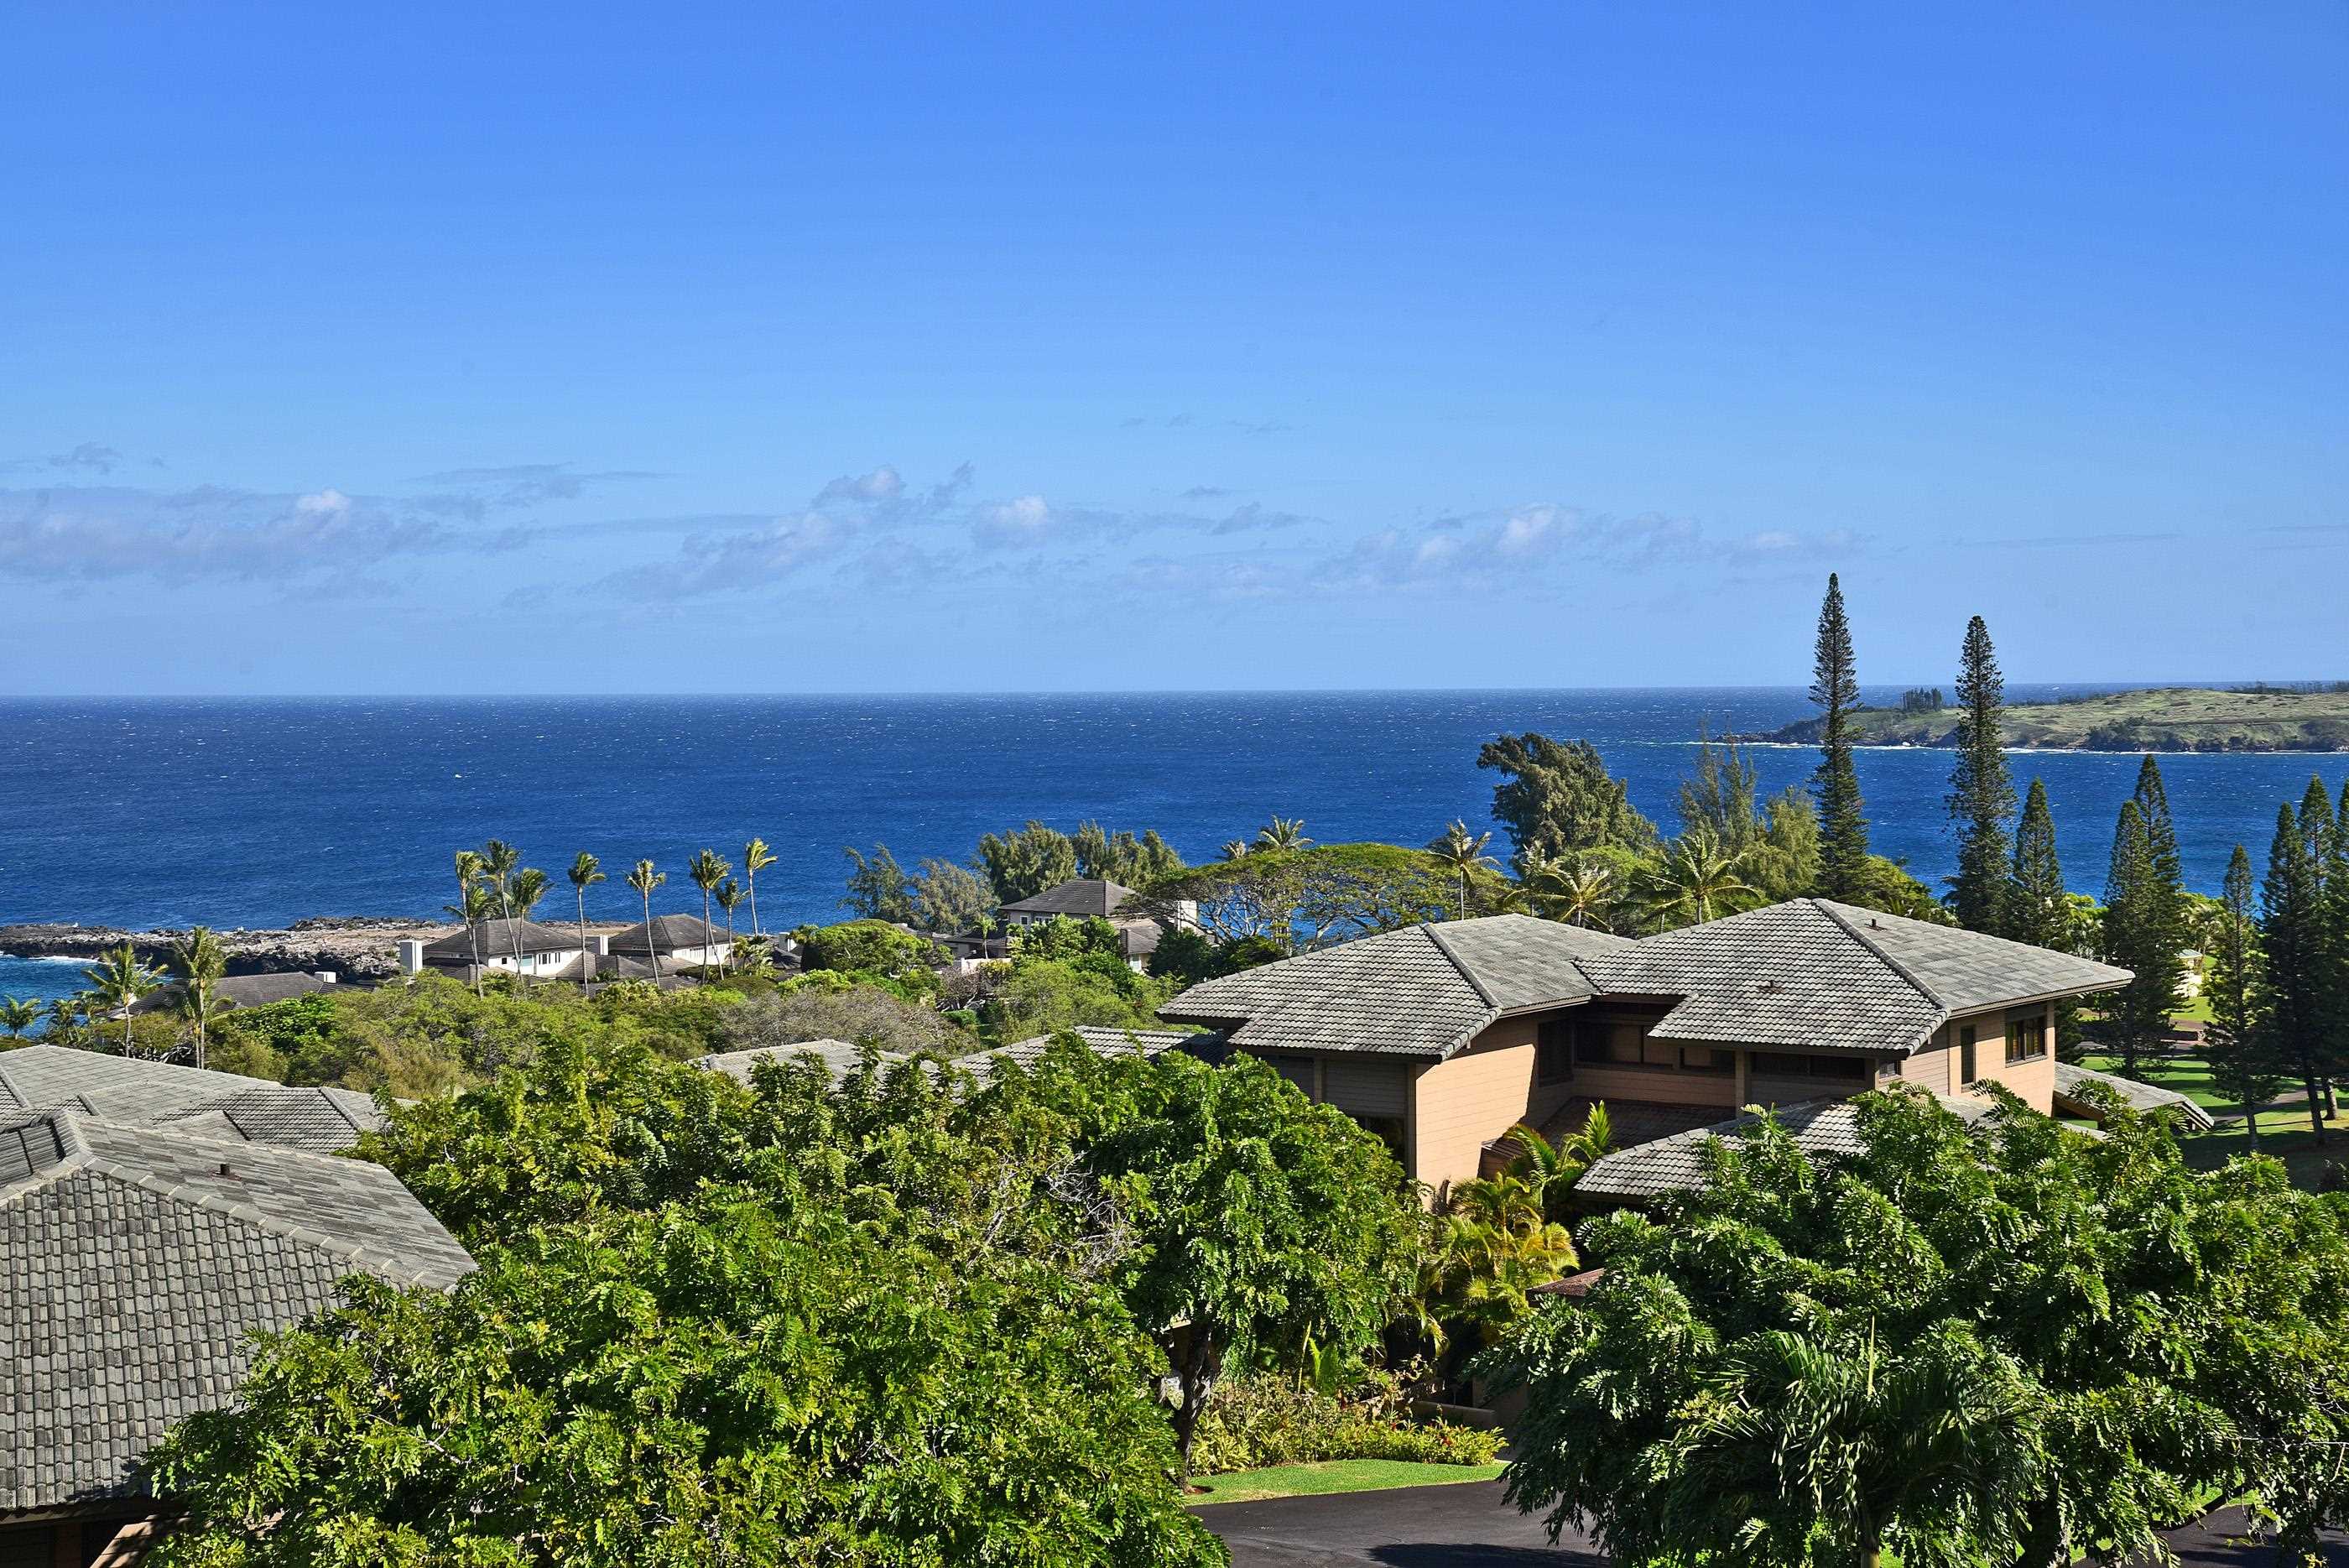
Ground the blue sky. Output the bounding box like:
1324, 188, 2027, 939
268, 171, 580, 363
3, 3, 2343, 694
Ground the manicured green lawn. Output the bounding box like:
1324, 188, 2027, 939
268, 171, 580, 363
1189, 1459, 1508, 1505
2080, 1050, 2344, 1187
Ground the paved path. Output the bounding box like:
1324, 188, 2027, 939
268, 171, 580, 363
1204, 1491, 2343, 1568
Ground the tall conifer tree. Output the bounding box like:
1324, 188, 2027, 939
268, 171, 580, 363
2261, 800, 2331, 1142
1945, 616, 2015, 934
2008, 779, 2066, 947
1809, 573, 1868, 899
2100, 800, 2175, 1079
2206, 844, 2281, 1148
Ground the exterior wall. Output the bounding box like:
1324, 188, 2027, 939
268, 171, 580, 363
1409, 1033, 1538, 1196
1901, 1008, 2055, 1113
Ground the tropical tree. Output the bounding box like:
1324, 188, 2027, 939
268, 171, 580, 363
841, 842, 916, 922
627, 859, 668, 982
973, 821, 1079, 904
441, 883, 497, 998
1219, 839, 1251, 862
1810, 572, 1869, 899
2206, 844, 2283, 1147
566, 852, 605, 991
911, 857, 994, 934
1523, 855, 1617, 930
1255, 816, 1312, 852
715, 877, 745, 968
0, 997, 39, 1039
1478, 733, 1657, 868
46, 994, 86, 1035
1489, 1088, 2349, 1568
1088, 1052, 1417, 1482
741, 836, 777, 935
687, 847, 731, 974
1416, 1171, 1581, 1350
506, 866, 549, 987
1500, 1110, 1614, 1222
479, 839, 527, 984
1428, 819, 1498, 919
1945, 615, 2016, 934
1644, 826, 1760, 929
451, 848, 487, 996
82, 942, 161, 1055
169, 925, 229, 1069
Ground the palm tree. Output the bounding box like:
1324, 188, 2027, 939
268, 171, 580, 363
480, 840, 526, 983
83, 943, 160, 1055
452, 849, 487, 995
1220, 840, 1252, 862
567, 852, 606, 991
687, 848, 731, 975
443, 883, 498, 992
169, 925, 229, 1069
46, 994, 86, 1035
714, 878, 745, 972
627, 859, 668, 981
0, 998, 38, 1039
507, 867, 550, 987
742, 838, 778, 935
1428, 820, 1497, 919
1503, 1108, 1615, 1222
1256, 817, 1311, 852
1645, 827, 1761, 929
1522, 853, 1617, 930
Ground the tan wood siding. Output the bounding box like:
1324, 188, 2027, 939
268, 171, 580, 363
1409, 1035, 1537, 1196
1903, 1036, 1956, 1094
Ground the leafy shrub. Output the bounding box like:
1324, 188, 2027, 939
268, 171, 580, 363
1187, 1373, 1502, 1475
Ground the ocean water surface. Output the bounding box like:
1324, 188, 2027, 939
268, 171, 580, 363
2, 690, 2344, 1013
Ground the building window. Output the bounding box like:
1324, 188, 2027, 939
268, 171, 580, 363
1752, 1051, 1868, 1082
2006, 1013, 2049, 1065
1959, 1024, 1977, 1085
1535, 1018, 1576, 1085
1679, 1045, 1736, 1075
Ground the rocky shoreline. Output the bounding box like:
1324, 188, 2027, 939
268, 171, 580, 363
0, 916, 451, 982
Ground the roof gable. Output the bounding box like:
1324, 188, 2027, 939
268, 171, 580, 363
1000, 878, 1138, 917
1163, 925, 1497, 1058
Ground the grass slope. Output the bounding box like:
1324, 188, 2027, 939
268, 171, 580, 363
1190, 1459, 1508, 1506
2080, 1050, 2346, 1187
1750, 686, 2349, 753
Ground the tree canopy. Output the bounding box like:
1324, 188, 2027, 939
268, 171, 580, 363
1477, 733, 1659, 869
1490, 1086, 2349, 1568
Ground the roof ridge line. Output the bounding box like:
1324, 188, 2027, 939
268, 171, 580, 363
1811, 898, 1947, 1019
1419, 921, 1499, 1010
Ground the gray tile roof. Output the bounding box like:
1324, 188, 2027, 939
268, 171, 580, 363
1573, 1088, 2002, 1201
1163, 901, 2131, 1064
129, 972, 338, 1014
608, 914, 730, 956
2052, 1062, 2216, 1130
1163, 922, 1511, 1058
1817, 899, 2131, 1012
963, 1025, 1206, 1082
1001, 879, 1137, 918
0, 1048, 388, 1152
1576, 900, 1949, 1057
693, 1039, 906, 1087
0, 1108, 472, 1512
419, 919, 584, 961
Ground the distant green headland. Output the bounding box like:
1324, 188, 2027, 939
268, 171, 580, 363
1734, 685, 2349, 753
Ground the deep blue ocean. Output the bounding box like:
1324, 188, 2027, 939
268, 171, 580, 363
3, 688, 2345, 1011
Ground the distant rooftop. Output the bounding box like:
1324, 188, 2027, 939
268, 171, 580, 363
1001, 878, 1138, 919
0, 1046, 388, 1152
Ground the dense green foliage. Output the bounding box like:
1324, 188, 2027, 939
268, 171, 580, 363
1145, 842, 1466, 951
1477, 732, 1659, 869
1492, 1086, 2349, 1568
2208, 843, 2287, 1145
977, 820, 1084, 904
2097, 763, 2189, 1075
790, 919, 942, 982
1189, 1372, 1502, 1476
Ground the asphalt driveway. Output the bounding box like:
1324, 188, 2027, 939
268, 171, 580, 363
1203, 1491, 2343, 1568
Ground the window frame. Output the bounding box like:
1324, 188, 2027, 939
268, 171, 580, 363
1959, 1024, 1978, 1085
2005, 1011, 2049, 1065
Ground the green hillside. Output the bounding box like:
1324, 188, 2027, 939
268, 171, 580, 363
1742, 685, 2349, 753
